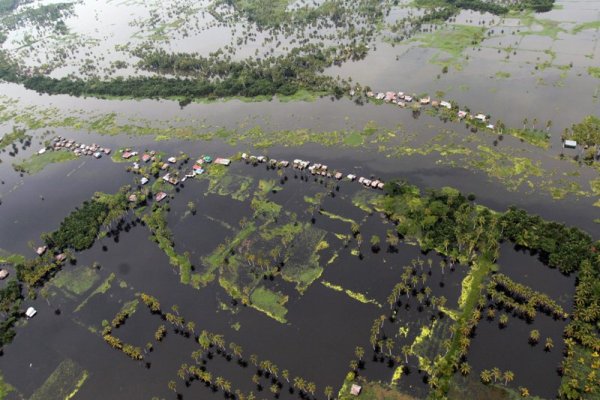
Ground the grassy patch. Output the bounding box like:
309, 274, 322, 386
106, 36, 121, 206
12, 150, 78, 174
321, 281, 381, 307
74, 273, 115, 312
343, 131, 364, 147
417, 25, 485, 68
505, 128, 550, 149
51, 266, 99, 297
281, 224, 327, 292
319, 209, 356, 224
588, 67, 600, 79
30, 359, 88, 400
0, 250, 25, 265
0, 371, 13, 399
517, 12, 566, 39
494, 71, 511, 79
0, 127, 29, 150
249, 286, 288, 323
572, 20, 600, 34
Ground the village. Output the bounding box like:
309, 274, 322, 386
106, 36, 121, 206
367, 89, 497, 130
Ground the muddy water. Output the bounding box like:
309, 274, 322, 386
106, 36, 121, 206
1, 1, 599, 398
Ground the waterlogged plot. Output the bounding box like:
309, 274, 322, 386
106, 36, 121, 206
1, 0, 600, 399
29, 359, 88, 400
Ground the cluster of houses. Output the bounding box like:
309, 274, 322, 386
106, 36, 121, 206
132, 151, 232, 203
242, 153, 386, 190
366, 91, 494, 129
51, 136, 111, 158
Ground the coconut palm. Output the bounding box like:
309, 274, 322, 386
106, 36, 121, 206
324, 386, 334, 400
499, 313, 509, 327
168, 380, 177, 392
401, 345, 411, 364
480, 370, 492, 384
460, 362, 471, 376
492, 367, 502, 382
529, 329, 540, 344
503, 370, 514, 385
544, 337, 554, 351
355, 346, 365, 361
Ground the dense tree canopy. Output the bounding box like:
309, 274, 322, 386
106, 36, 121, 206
569, 115, 600, 147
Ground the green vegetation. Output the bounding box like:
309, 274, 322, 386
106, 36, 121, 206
0, 370, 13, 399
143, 206, 192, 284
506, 128, 550, 149
0, 280, 22, 347
249, 286, 288, 323
12, 150, 77, 174
338, 375, 415, 400
43, 188, 129, 251
29, 359, 88, 400
589, 67, 600, 79
321, 281, 381, 307
572, 20, 600, 34
74, 273, 115, 312
0, 126, 29, 150
517, 12, 565, 39
417, 25, 484, 69
494, 71, 511, 79
12, 42, 366, 101
51, 265, 99, 297
488, 273, 567, 320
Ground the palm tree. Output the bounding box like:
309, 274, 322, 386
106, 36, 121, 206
480, 370, 492, 384
223, 380, 232, 394
459, 362, 471, 376
168, 380, 177, 392
401, 345, 411, 364
503, 370, 514, 385
544, 337, 554, 351
171, 304, 179, 316
499, 313, 509, 327
186, 321, 195, 335
492, 367, 502, 383
324, 386, 333, 400
519, 386, 530, 397
306, 382, 316, 396
355, 346, 365, 361
529, 329, 540, 344
270, 384, 279, 395
250, 354, 258, 366
215, 376, 225, 391
282, 369, 290, 383
349, 360, 358, 371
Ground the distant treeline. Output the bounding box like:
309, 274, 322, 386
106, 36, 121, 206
431, 0, 554, 15
0, 44, 366, 100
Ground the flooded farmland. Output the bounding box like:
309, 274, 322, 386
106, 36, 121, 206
0, 0, 599, 400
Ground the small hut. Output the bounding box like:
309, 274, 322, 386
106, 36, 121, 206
350, 384, 362, 396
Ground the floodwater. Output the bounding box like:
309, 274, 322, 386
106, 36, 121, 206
0, 0, 599, 399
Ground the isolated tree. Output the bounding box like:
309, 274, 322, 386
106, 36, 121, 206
460, 362, 471, 376
503, 370, 514, 385
168, 380, 177, 392
324, 386, 333, 400
355, 346, 365, 361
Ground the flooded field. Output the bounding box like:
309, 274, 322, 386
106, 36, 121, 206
0, 0, 599, 400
